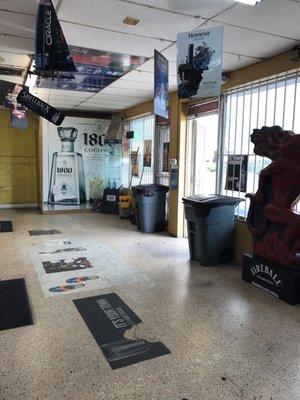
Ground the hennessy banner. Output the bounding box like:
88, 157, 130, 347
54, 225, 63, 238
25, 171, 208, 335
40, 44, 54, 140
177, 26, 223, 99
17, 89, 65, 126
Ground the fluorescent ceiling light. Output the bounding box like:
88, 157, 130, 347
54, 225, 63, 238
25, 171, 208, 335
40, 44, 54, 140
234, 0, 263, 5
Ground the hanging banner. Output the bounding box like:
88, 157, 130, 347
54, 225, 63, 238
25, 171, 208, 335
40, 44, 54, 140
37, 46, 148, 93
10, 108, 28, 131
225, 155, 248, 192
17, 90, 65, 126
143, 140, 152, 167
35, 0, 76, 73
154, 49, 169, 119
0, 80, 29, 130
105, 115, 123, 144
177, 26, 223, 99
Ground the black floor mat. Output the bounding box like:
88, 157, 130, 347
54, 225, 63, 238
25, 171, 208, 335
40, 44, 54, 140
28, 229, 61, 236
0, 279, 33, 331
0, 221, 13, 233
74, 293, 170, 369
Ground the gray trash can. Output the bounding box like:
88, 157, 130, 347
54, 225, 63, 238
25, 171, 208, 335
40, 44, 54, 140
132, 184, 169, 233
183, 195, 243, 266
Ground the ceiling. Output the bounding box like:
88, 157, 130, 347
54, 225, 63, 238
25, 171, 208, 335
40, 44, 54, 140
0, 0, 299, 114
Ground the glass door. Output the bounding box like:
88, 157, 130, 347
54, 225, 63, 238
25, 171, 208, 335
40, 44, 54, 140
185, 113, 219, 197
184, 112, 219, 236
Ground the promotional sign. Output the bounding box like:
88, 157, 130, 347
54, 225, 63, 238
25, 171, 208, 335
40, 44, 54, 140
35, 0, 76, 74
74, 293, 171, 369
105, 116, 123, 143
42, 257, 93, 274
31, 237, 150, 297
17, 90, 65, 126
225, 155, 248, 192
143, 140, 152, 167
177, 26, 223, 99
162, 142, 170, 173
242, 254, 300, 305
10, 106, 28, 131
0, 80, 28, 130
42, 117, 116, 211
37, 46, 148, 93
131, 151, 139, 177
154, 49, 169, 119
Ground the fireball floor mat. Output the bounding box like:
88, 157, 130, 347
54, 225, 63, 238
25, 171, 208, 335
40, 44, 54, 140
0, 278, 33, 331
0, 221, 13, 233
29, 229, 62, 236
74, 293, 170, 369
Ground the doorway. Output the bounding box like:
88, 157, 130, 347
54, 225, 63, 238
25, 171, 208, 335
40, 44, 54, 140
185, 112, 219, 197
184, 112, 219, 236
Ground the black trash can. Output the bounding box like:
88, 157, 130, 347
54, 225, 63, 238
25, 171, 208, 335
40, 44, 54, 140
183, 195, 243, 266
132, 184, 169, 233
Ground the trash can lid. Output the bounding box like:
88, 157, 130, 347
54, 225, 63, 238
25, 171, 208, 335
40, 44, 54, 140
183, 194, 243, 208
132, 184, 169, 195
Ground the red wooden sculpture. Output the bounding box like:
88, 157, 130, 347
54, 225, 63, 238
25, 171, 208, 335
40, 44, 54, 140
246, 126, 300, 268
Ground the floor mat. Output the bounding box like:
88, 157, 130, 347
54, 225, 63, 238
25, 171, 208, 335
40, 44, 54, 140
0, 221, 13, 233
74, 293, 170, 369
29, 229, 62, 236
0, 278, 33, 331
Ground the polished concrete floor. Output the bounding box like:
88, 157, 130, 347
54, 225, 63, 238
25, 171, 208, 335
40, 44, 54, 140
0, 209, 299, 400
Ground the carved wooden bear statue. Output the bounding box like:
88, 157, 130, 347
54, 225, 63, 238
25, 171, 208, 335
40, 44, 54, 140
246, 126, 300, 268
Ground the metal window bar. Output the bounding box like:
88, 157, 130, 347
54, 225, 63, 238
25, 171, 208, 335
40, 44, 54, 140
221, 70, 300, 219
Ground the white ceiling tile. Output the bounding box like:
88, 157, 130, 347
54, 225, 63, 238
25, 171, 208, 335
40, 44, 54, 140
61, 21, 167, 58
34, 88, 51, 95
0, 0, 60, 15
137, 59, 177, 76
0, 52, 31, 68
222, 52, 261, 72
0, 11, 35, 38
99, 86, 153, 98
110, 80, 154, 92
0, 75, 24, 84
91, 93, 150, 103
0, 36, 34, 54
121, 70, 154, 84
161, 45, 177, 63
83, 96, 141, 105
216, 0, 300, 41
47, 89, 92, 99
74, 103, 124, 110
59, 0, 204, 42
120, 0, 235, 19
204, 20, 296, 59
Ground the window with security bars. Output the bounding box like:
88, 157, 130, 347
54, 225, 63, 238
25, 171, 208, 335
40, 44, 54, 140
219, 71, 300, 219
121, 115, 156, 187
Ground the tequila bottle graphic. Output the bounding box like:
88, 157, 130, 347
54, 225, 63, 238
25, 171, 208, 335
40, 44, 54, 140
48, 127, 86, 205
